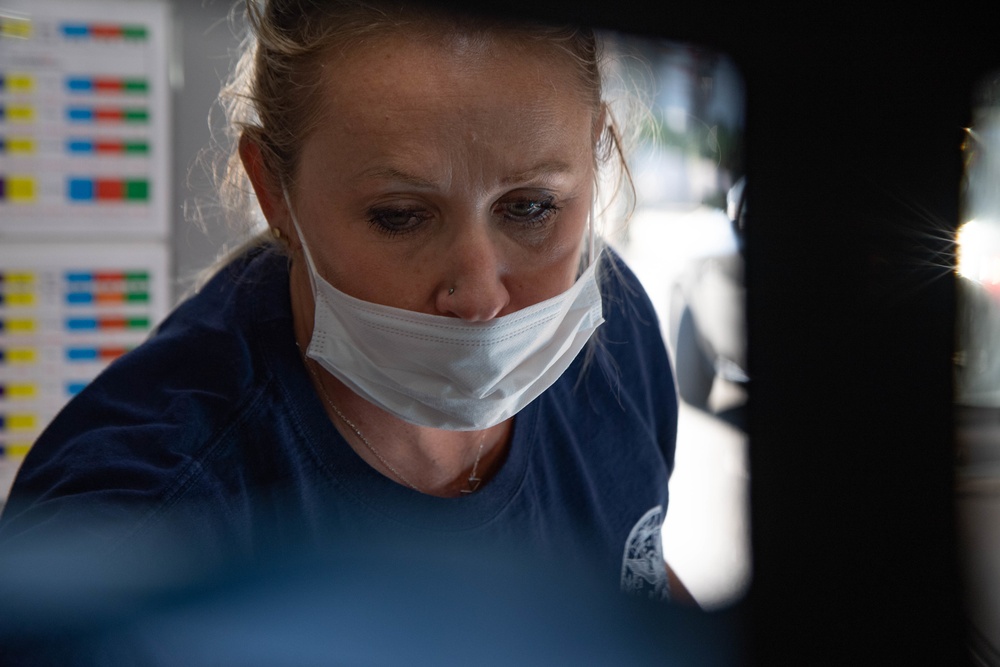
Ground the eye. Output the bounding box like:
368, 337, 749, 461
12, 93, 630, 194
495, 195, 561, 226
367, 207, 430, 237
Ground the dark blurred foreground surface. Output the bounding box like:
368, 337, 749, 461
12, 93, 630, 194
0, 531, 741, 666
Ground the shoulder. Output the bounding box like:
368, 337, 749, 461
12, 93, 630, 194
574, 247, 678, 456
548, 246, 676, 417
599, 248, 659, 322
595, 247, 671, 372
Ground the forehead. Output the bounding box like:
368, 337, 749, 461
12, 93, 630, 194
323, 27, 592, 101
307, 30, 596, 162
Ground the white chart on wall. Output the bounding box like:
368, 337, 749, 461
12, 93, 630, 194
0, 0, 171, 238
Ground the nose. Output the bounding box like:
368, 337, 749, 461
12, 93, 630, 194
435, 226, 510, 321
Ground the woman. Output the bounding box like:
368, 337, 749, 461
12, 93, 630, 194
0, 0, 685, 604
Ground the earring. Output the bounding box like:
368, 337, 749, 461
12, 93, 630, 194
270, 227, 282, 240
448, 287, 455, 295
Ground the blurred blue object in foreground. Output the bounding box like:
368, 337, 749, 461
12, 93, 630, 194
0, 531, 741, 666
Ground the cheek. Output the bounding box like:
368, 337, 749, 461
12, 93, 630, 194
318, 235, 434, 309
509, 255, 581, 311
517, 207, 591, 300
555, 196, 592, 264
299, 225, 367, 294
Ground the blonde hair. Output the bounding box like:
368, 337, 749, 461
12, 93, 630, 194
197, 0, 636, 269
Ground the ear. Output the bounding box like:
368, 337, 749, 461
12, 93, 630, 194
239, 132, 287, 232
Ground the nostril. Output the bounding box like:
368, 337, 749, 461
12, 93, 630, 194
437, 280, 509, 322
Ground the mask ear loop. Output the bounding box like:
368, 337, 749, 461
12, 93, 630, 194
588, 201, 596, 267
282, 184, 320, 297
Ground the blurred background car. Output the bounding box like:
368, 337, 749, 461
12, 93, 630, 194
668, 178, 747, 411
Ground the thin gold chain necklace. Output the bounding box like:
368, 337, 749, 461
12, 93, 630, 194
302, 353, 485, 495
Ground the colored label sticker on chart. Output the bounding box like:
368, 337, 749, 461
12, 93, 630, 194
61, 23, 147, 41
0, 177, 37, 203
67, 178, 149, 202
0, 349, 37, 364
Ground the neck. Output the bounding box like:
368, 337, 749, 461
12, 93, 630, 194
310, 359, 513, 497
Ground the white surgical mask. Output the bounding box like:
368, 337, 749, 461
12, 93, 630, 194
283, 188, 605, 431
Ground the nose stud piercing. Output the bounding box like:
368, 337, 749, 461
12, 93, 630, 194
448, 287, 455, 295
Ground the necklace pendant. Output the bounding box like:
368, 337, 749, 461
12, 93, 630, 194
462, 475, 482, 494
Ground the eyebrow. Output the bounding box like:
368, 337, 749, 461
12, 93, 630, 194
359, 161, 576, 189
359, 167, 437, 189
499, 161, 576, 186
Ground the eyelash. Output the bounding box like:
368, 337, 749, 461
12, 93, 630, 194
496, 197, 561, 226
366, 196, 562, 238
367, 208, 430, 238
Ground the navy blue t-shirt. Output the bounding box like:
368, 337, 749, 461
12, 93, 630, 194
0, 244, 677, 599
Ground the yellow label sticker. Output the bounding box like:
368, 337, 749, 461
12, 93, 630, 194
3, 443, 32, 458
0, 18, 32, 39
7, 137, 35, 154
4, 349, 37, 363
2, 319, 36, 333
5, 384, 36, 399
5, 414, 36, 430
7, 74, 33, 93
3, 293, 36, 307
7, 177, 36, 203
6, 106, 35, 123
2, 272, 35, 284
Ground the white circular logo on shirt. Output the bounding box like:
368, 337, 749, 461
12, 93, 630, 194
620, 505, 670, 601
